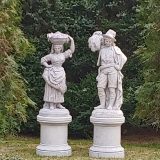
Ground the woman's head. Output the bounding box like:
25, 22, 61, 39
51, 44, 63, 54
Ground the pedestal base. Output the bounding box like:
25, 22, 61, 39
36, 145, 71, 157
89, 109, 125, 159
89, 146, 124, 158
36, 108, 72, 157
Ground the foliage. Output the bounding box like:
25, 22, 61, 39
21, 0, 142, 136
0, 0, 35, 135
66, 73, 98, 138
135, 0, 160, 128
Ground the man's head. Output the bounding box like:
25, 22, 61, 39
103, 37, 114, 47
103, 29, 116, 47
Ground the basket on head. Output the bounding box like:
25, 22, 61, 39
47, 31, 69, 45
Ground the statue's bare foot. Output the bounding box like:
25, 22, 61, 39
50, 106, 55, 110
57, 104, 65, 109
94, 105, 105, 109
43, 102, 49, 109
50, 103, 56, 110
107, 106, 112, 110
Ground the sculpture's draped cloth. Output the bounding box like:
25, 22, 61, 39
41, 50, 72, 103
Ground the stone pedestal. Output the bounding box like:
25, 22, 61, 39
89, 109, 125, 158
36, 108, 72, 157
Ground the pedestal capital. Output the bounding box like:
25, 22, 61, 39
37, 108, 72, 124
90, 109, 125, 125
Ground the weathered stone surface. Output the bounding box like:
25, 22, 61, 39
36, 108, 72, 157
88, 29, 126, 158
89, 109, 125, 158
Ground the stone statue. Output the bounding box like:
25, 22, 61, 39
88, 29, 127, 110
37, 31, 73, 156
41, 31, 75, 109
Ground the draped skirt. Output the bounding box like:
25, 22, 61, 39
42, 67, 67, 103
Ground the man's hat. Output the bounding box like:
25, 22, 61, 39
103, 29, 116, 42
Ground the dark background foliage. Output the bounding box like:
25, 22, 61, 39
1, 0, 159, 138
19, 0, 143, 137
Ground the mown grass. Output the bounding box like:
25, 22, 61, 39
0, 135, 160, 160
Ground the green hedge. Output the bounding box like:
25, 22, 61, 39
20, 0, 143, 137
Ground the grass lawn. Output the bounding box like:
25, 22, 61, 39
0, 135, 160, 160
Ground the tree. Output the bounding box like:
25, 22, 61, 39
0, 0, 35, 135
135, 0, 160, 128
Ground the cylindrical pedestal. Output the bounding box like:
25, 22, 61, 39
36, 108, 72, 157
89, 109, 125, 158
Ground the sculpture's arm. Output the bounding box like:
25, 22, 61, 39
114, 64, 121, 71
69, 36, 75, 54
114, 46, 127, 71
41, 54, 52, 68
63, 36, 75, 58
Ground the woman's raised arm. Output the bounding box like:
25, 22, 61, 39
68, 36, 75, 54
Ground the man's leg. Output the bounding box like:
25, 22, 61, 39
107, 72, 117, 109
95, 72, 107, 109
94, 87, 106, 109
107, 88, 116, 110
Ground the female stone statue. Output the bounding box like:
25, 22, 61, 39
41, 32, 75, 109
88, 29, 127, 110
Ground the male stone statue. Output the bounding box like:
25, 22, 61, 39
89, 30, 127, 158
88, 29, 127, 110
